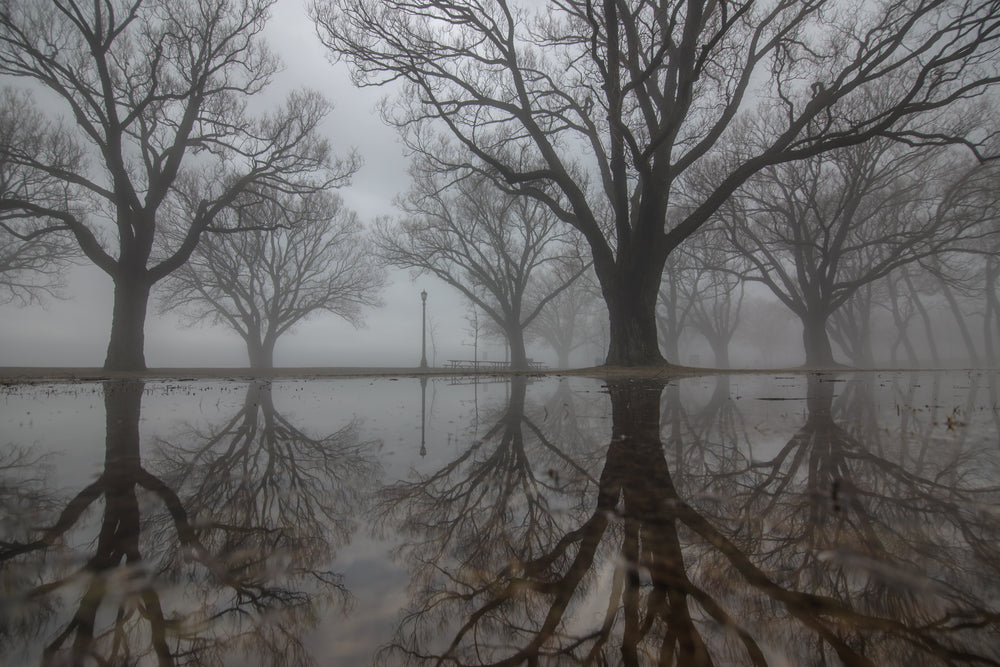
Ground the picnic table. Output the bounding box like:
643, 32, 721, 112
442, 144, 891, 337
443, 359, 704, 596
445, 359, 547, 371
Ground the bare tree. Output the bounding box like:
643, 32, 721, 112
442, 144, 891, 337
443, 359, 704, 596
0, 89, 79, 304
159, 190, 385, 368
313, 0, 1000, 366
0, 0, 357, 370
682, 241, 746, 369
526, 265, 601, 368
656, 249, 696, 363
828, 281, 880, 367
720, 138, 997, 367
377, 165, 587, 369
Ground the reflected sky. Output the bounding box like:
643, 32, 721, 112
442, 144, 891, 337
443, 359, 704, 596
2, 371, 998, 665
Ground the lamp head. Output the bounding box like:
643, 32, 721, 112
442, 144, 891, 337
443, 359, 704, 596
420, 290, 427, 302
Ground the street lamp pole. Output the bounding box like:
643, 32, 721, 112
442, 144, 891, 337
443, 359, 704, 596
419, 290, 428, 368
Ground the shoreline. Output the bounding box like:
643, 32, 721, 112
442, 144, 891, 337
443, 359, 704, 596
1, 364, 992, 385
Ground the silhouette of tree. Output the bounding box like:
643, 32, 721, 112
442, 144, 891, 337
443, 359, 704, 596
0, 90, 79, 305
314, 0, 1000, 366
377, 167, 588, 369
159, 190, 385, 368
527, 267, 602, 369
0, 0, 356, 370
720, 138, 997, 367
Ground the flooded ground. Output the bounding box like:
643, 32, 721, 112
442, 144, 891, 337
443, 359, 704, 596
1, 370, 998, 666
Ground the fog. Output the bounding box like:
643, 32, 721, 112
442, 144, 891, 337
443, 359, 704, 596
0, 1, 493, 369
0, 0, 996, 371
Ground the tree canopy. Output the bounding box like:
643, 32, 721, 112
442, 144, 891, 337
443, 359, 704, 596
314, 0, 1000, 366
0, 0, 356, 369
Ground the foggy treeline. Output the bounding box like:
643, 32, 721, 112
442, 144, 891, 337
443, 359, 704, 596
1, 0, 999, 371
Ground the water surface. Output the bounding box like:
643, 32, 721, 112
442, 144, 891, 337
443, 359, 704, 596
2, 371, 998, 665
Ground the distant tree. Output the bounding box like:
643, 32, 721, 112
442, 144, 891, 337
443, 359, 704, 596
985, 255, 1000, 368
315, 0, 1000, 366
527, 266, 600, 369
720, 138, 997, 367
656, 249, 695, 365
679, 239, 746, 369
0, 90, 79, 304
377, 164, 587, 370
884, 269, 922, 367
828, 281, 880, 367
159, 190, 384, 368
0, 0, 355, 370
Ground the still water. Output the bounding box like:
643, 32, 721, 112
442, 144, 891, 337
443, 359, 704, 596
1, 371, 998, 666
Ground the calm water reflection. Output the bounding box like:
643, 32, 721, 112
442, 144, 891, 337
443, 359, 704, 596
1, 372, 998, 665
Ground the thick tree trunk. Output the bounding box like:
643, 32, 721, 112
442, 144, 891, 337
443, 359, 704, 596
801, 312, 837, 368
105, 276, 152, 371
602, 267, 667, 366
507, 325, 529, 370
247, 337, 275, 369
707, 336, 730, 369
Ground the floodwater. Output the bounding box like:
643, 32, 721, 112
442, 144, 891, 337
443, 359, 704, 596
1, 371, 998, 666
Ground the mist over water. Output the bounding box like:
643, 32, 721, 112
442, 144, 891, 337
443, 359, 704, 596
2, 370, 998, 664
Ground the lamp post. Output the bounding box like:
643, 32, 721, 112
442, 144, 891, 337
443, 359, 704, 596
419, 289, 428, 369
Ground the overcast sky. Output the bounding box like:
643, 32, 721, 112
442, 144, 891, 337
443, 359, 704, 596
0, 0, 525, 369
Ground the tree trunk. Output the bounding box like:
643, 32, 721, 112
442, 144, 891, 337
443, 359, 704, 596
657, 280, 682, 363
247, 336, 275, 369
707, 336, 730, 369
985, 258, 999, 368
801, 312, 837, 368
936, 273, 980, 366
104, 276, 152, 371
602, 266, 667, 366
507, 324, 529, 370
556, 348, 570, 369
903, 269, 940, 366
660, 327, 681, 365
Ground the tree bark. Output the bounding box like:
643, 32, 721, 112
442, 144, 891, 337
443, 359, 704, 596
602, 263, 668, 366
104, 276, 152, 371
801, 312, 837, 368
507, 323, 529, 370
707, 336, 730, 369
247, 336, 276, 369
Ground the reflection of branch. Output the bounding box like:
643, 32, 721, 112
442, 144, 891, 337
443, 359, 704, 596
156, 380, 379, 563
380, 376, 1000, 665
1, 478, 103, 561
5, 379, 374, 665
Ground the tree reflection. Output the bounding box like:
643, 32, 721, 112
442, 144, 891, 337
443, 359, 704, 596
1, 380, 378, 666
375, 377, 596, 586
379, 375, 1000, 665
